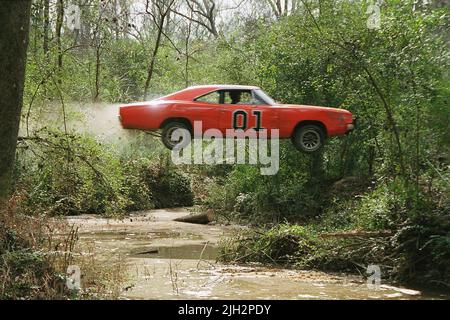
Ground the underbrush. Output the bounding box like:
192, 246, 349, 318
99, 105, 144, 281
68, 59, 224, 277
71, 241, 128, 299
205, 147, 331, 224
2, 128, 194, 299
0, 194, 127, 299
14, 129, 193, 216
218, 178, 450, 289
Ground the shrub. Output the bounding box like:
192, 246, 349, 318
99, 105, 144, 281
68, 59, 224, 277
144, 164, 194, 208
15, 129, 130, 216
0, 195, 76, 299
218, 179, 450, 288
0, 193, 129, 299
121, 158, 155, 211
121, 158, 194, 210
205, 146, 328, 224
219, 224, 320, 266
14, 129, 194, 216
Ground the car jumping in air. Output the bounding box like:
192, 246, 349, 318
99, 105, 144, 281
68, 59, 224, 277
119, 85, 355, 153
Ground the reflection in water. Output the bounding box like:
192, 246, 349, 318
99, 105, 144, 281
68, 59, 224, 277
131, 244, 217, 260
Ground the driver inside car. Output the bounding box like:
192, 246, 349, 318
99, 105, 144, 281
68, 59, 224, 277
230, 91, 241, 104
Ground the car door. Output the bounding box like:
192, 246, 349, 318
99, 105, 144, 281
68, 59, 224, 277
189, 90, 221, 135
218, 89, 278, 137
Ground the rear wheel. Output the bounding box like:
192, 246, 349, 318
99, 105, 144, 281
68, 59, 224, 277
161, 121, 191, 150
291, 124, 325, 153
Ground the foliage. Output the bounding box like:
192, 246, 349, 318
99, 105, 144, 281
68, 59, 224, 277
219, 179, 450, 288
0, 194, 76, 299
124, 158, 194, 209
15, 129, 129, 216
17, 0, 450, 294
205, 147, 328, 223
205, 1, 449, 227
14, 129, 193, 216
0, 192, 130, 299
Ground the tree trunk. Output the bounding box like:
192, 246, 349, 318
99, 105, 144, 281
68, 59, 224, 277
55, 0, 64, 73
321, 230, 393, 238
43, 0, 50, 54
143, 17, 165, 99
94, 43, 102, 102
173, 209, 215, 225
185, 16, 192, 87
0, 1, 32, 200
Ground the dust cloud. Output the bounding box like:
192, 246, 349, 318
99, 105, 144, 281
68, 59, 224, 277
22, 101, 153, 147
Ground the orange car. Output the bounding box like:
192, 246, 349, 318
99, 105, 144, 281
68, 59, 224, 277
119, 85, 355, 153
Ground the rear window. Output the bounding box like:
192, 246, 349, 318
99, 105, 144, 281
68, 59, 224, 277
195, 91, 220, 104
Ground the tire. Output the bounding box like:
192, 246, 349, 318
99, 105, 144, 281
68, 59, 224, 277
161, 121, 192, 150
291, 124, 325, 153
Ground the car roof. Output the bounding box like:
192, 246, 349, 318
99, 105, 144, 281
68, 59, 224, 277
155, 84, 261, 101
187, 84, 260, 90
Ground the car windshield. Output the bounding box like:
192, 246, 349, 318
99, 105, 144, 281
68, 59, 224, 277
254, 89, 276, 105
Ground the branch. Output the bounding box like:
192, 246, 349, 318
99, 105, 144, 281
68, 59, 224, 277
321, 230, 393, 238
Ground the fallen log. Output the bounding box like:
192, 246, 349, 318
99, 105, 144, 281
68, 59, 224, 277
320, 230, 393, 238
137, 249, 159, 255
380, 285, 421, 296
173, 209, 214, 225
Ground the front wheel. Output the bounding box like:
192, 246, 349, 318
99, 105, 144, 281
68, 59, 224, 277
161, 121, 191, 150
291, 124, 325, 153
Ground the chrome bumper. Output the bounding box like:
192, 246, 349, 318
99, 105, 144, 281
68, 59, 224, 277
346, 116, 357, 133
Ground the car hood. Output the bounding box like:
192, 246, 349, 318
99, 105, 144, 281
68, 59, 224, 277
277, 104, 351, 114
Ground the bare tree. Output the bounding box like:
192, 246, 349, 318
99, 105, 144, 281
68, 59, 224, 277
55, 0, 65, 74
183, 12, 193, 86
43, 0, 50, 54
91, 0, 132, 101
77, 0, 95, 47
143, 0, 176, 99
92, 0, 110, 101
172, 0, 219, 38
0, 0, 32, 199
92, 25, 104, 102
118, 0, 132, 38
265, 0, 298, 19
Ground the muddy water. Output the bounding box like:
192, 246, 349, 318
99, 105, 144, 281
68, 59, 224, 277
67, 208, 447, 300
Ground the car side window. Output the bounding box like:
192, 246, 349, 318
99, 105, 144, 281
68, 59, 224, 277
195, 91, 220, 104
222, 90, 260, 105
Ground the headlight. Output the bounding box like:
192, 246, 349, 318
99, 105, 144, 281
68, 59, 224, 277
327, 112, 346, 122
